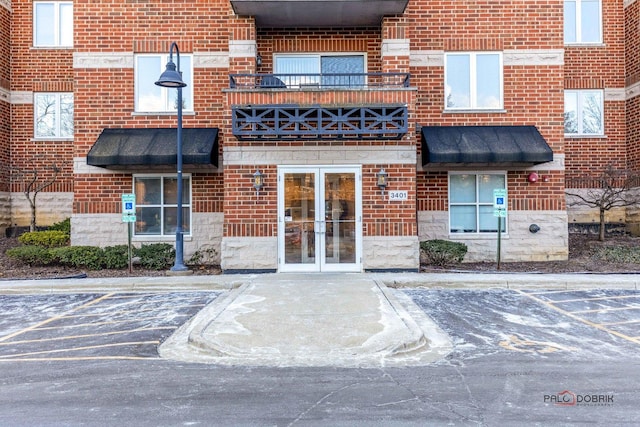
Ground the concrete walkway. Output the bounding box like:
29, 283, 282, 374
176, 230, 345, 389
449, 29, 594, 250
159, 274, 453, 367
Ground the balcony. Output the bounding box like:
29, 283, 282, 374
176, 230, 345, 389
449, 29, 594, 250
230, 0, 409, 27
229, 73, 410, 90
228, 73, 411, 141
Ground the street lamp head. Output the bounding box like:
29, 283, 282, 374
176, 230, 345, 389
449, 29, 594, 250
155, 60, 187, 88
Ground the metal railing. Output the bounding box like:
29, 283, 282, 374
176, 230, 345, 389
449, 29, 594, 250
229, 73, 410, 89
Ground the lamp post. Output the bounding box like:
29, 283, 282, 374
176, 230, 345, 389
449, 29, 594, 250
155, 42, 188, 271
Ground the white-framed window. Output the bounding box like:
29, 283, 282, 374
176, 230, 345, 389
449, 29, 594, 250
564, 90, 604, 135
134, 175, 192, 237
564, 0, 602, 44
449, 172, 506, 234
274, 53, 365, 87
34, 93, 74, 138
445, 52, 503, 110
135, 54, 193, 113
33, 1, 73, 47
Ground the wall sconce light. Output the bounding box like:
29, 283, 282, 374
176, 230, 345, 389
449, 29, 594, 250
253, 170, 264, 196
542, 175, 550, 182
376, 168, 388, 196
527, 172, 539, 183
256, 54, 262, 67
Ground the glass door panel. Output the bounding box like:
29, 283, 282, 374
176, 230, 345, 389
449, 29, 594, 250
323, 173, 356, 265
283, 172, 317, 267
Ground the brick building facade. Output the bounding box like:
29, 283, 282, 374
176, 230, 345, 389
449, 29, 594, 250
0, 0, 634, 272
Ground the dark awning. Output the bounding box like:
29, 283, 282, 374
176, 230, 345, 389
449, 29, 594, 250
421, 125, 553, 166
87, 128, 218, 169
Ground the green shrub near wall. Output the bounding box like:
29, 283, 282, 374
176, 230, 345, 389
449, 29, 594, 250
18, 230, 69, 248
420, 239, 468, 267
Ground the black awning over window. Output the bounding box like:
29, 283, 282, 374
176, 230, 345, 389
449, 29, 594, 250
421, 125, 553, 166
87, 128, 219, 169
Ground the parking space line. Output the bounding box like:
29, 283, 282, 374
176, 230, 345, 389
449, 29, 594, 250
551, 295, 640, 304
569, 306, 640, 315
600, 319, 640, 326
33, 314, 191, 331
58, 303, 207, 319
0, 293, 115, 343
516, 290, 640, 345
0, 326, 175, 346
0, 341, 160, 360
522, 289, 575, 296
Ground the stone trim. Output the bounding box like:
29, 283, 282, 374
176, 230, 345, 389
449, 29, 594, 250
0, 87, 9, 104
10, 91, 32, 104
73, 52, 134, 69
0, 0, 10, 12
223, 145, 417, 166
194, 52, 229, 68
627, 81, 640, 100
362, 235, 419, 271
381, 39, 410, 57
503, 49, 564, 66
221, 236, 277, 271
410, 49, 564, 67
74, 157, 129, 175
604, 88, 626, 102
229, 40, 257, 58
624, 0, 636, 9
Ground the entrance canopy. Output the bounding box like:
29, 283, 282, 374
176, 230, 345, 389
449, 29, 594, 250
87, 128, 219, 169
421, 125, 553, 166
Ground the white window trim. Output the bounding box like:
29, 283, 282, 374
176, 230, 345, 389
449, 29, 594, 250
33, 92, 74, 139
564, 0, 603, 45
133, 173, 192, 239
33, 1, 73, 48
134, 53, 194, 114
564, 89, 604, 136
444, 52, 504, 111
448, 171, 508, 236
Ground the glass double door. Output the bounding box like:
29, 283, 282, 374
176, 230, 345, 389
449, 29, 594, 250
278, 167, 362, 272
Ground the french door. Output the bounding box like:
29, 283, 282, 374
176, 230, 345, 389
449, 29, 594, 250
278, 167, 362, 272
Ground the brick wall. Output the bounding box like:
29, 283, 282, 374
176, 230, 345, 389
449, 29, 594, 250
409, 0, 566, 212
565, 0, 626, 182
627, 1, 640, 172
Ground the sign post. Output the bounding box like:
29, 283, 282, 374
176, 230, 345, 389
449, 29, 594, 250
121, 194, 136, 273
493, 189, 507, 270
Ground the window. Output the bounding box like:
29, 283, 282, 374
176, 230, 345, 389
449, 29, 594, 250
134, 175, 191, 237
449, 173, 506, 234
34, 93, 74, 138
564, 90, 603, 135
33, 1, 73, 47
445, 52, 503, 110
564, 0, 602, 44
274, 54, 365, 87
135, 54, 193, 113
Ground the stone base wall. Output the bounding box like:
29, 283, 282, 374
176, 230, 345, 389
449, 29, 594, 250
418, 210, 568, 262
363, 235, 419, 271
11, 192, 73, 228
221, 236, 278, 272
72, 213, 223, 264
0, 192, 10, 235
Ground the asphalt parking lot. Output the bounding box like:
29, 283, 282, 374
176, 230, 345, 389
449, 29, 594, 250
0, 288, 638, 363
0, 292, 219, 361
404, 288, 640, 360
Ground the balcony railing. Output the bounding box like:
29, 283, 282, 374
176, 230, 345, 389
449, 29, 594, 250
232, 104, 408, 140
229, 73, 410, 89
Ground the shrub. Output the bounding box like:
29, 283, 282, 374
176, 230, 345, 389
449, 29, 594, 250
186, 246, 219, 267
49, 218, 71, 234
52, 246, 105, 270
6, 245, 56, 266
18, 230, 69, 248
103, 245, 130, 269
595, 246, 640, 264
134, 243, 175, 270
420, 239, 468, 267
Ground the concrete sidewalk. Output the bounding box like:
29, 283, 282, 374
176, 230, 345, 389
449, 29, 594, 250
1, 271, 639, 294
159, 274, 452, 367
